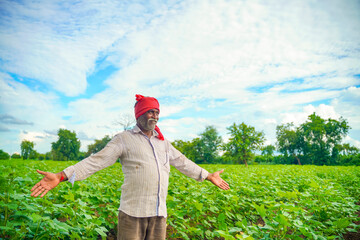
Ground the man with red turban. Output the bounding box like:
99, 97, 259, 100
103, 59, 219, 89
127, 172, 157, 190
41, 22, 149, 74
30, 94, 230, 240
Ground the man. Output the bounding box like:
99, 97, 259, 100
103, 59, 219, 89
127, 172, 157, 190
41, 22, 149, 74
31, 94, 230, 240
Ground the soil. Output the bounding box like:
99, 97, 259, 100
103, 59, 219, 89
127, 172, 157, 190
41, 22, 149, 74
97, 228, 116, 240
343, 202, 360, 240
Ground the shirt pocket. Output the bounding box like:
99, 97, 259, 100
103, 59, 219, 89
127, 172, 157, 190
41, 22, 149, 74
155, 141, 170, 172
162, 151, 170, 172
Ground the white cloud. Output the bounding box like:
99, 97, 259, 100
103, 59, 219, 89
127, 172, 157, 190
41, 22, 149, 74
19, 131, 53, 143
331, 86, 360, 137
1, 0, 360, 154
104, 0, 360, 104
0, 73, 65, 152
0, 0, 160, 96
0, 73, 63, 126
281, 104, 341, 126
343, 136, 360, 149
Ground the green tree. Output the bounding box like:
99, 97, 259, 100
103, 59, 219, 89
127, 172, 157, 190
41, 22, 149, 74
51, 129, 81, 161
276, 113, 351, 165
29, 150, 39, 160
338, 143, 359, 156
172, 139, 202, 162
261, 145, 276, 156
0, 149, 10, 160
223, 123, 265, 167
198, 126, 223, 163
11, 153, 21, 159
78, 151, 86, 161
38, 153, 46, 160
85, 135, 111, 158
21, 140, 35, 160
172, 126, 223, 164
298, 113, 349, 165
261, 144, 276, 163
276, 123, 302, 165
45, 152, 52, 160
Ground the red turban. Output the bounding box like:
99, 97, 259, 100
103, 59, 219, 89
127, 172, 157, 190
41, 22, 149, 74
134, 94, 164, 141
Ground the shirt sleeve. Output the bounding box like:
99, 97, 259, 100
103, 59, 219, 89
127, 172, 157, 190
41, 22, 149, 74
63, 134, 123, 184
167, 140, 209, 181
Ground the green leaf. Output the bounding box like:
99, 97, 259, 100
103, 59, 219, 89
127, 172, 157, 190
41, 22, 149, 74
95, 227, 108, 237
229, 227, 243, 233
31, 213, 42, 222
194, 202, 203, 211
253, 203, 266, 219
275, 214, 289, 227
334, 218, 350, 229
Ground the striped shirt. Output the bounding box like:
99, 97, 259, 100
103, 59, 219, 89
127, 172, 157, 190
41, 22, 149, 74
63, 125, 209, 218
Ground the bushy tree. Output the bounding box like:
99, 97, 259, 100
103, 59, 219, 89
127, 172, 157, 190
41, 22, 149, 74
172, 139, 202, 162
223, 123, 265, 167
78, 151, 86, 161
276, 123, 302, 165
276, 113, 350, 165
337, 143, 359, 156
260, 145, 276, 163
11, 153, 21, 159
172, 126, 223, 164
198, 126, 223, 164
0, 149, 10, 160
45, 152, 52, 160
29, 150, 39, 160
21, 140, 35, 160
51, 129, 81, 161
298, 113, 349, 165
85, 135, 111, 157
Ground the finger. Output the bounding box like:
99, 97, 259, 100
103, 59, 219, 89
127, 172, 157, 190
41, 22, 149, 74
220, 182, 228, 189
218, 169, 224, 174
36, 169, 47, 176
33, 188, 45, 198
222, 180, 229, 187
221, 185, 230, 190
40, 189, 49, 198
31, 182, 40, 192
31, 186, 41, 196
220, 181, 230, 190
31, 188, 39, 197
32, 185, 45, 197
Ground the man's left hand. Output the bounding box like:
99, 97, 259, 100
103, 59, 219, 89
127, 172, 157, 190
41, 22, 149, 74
206, 169, 230, 190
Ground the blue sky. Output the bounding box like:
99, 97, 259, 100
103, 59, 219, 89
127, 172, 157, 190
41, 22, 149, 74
1, 0, 360, 154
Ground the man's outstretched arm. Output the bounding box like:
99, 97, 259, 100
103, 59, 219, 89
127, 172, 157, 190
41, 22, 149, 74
30, 170, 67, 198
206, 169, 230, 190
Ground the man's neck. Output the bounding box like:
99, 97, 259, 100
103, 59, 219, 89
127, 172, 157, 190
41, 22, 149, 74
137, 124, 153, 139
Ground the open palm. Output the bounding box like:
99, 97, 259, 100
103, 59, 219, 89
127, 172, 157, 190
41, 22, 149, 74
207, 169, 230, 190
30, 170, 60, 198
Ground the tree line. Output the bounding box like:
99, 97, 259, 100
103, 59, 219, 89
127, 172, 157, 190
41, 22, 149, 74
174, 113, 359, 166
1, 112, 359, 166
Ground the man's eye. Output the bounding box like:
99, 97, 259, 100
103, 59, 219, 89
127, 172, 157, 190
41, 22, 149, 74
149, 111, 159, 115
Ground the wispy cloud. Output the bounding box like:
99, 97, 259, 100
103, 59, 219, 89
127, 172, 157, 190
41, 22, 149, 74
0, 125, 10, 132
0, 114, 33, 125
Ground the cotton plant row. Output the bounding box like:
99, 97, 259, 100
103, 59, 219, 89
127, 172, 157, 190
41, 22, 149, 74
1, 160, 359, 239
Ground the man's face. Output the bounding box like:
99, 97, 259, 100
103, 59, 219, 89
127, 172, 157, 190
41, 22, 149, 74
137, 109, 159, 131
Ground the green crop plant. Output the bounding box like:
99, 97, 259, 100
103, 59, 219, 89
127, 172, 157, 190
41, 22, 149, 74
1, 160, 359, 239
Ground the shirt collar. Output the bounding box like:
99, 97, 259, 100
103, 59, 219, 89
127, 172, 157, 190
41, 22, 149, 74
132, 125, 159, 137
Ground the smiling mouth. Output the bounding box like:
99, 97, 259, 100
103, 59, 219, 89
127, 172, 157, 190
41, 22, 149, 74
148, 118, 157, 124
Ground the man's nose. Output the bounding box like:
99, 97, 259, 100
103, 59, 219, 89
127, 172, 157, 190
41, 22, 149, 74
149, 113, 159, 120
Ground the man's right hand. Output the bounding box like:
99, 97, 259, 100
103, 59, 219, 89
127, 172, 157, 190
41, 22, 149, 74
30, 170, 64, 198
